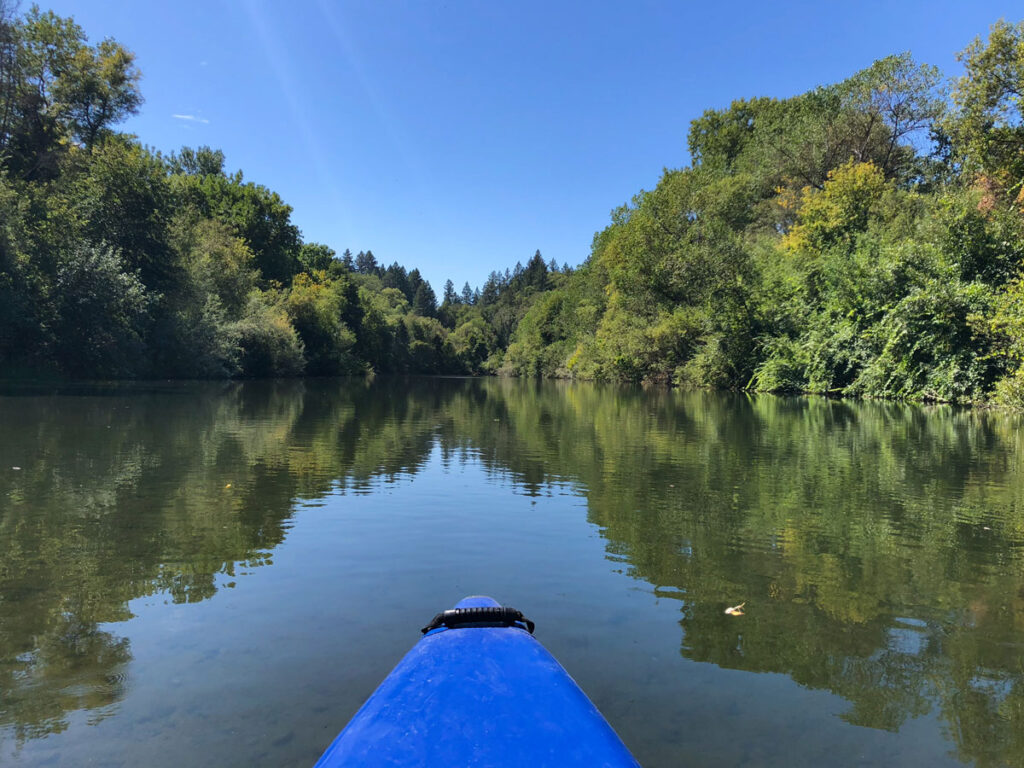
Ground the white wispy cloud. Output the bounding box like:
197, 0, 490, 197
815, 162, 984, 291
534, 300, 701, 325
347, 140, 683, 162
172, 114, 210, 124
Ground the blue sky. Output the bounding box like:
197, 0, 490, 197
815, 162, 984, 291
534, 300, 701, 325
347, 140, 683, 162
49, 0, 1022, 292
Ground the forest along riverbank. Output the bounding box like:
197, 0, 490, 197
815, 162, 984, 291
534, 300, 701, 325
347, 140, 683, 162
3, 7, 1024, 407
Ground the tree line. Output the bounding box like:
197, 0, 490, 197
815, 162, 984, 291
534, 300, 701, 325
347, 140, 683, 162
0, 3, 555, 380
503, 21, 1024, 406
2, 5, 1024, 406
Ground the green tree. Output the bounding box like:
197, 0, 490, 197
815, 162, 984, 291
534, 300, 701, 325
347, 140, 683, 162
51, 242, 149, 376
449, 315, 497, 373
950, 20, 1024, 195
56, 37, 142, 148
381, 261, 411, 298
298, 242, 336, 274
523, 249, 549, 290
355, 250, 378, 275
170, 171, 300, 284
0, 6, 141, 178
442, 278, 458, 305
153, 217, 261, 377
233, 295, 305, 377
284, 271, 359, 375
69, 136, 175, 292
782, 161, 891, 254
412, 280, 437, 317
166, 145, 225, 177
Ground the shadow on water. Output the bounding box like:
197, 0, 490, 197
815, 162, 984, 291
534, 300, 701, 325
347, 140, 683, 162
1, 378, 1023, 765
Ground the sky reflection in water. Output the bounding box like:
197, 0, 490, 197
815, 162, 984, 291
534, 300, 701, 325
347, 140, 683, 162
1, 378, 1022, 767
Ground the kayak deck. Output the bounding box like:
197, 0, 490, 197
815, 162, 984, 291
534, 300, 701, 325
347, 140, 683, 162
314, 596, 639, 767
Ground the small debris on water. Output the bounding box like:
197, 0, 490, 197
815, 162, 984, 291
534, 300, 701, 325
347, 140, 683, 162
11, 467, 20, 470
725, 602, 745, 616
982, 526, 991, 530
225, 483, 232, 488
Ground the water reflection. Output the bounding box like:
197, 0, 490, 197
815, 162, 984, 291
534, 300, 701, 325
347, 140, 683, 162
1, 379, 1023, 766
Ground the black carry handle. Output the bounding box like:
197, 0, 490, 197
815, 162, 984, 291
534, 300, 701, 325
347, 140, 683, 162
421, 606, 536, 635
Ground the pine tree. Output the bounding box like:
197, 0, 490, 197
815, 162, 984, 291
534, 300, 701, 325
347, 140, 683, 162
355, 250, 378, 274
412, 282, 437, 317
442, 279, 459, 305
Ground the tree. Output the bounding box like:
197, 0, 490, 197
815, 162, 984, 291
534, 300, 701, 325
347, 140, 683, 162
688, 97, 773, 172
693, 55, 944, 192
950, 20, 1024, 192
523, 250, 549, 290
355, 250, 380, 274
442, 279, 458, 305
284, 271, 358, 374
0, 7, 141, 178
381, 262, 411, 299
412, 280, 437, 317
782, 161, 890, 254
149, 215, 273, 377
72, 136, 176, 292
52, 242, 150, 376
167, 146, 225, 176
56, 36, 143, 148
407, 267, 423, 294
461, 281, 474, 304
480, 271, 501, 305
170, 171, 300, 284
0, 1, 21, 153
449, 316, 497, 372
843, 53, 946, 177
298, 242, 335, 273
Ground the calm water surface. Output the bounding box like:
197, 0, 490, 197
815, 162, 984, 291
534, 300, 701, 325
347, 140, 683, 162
1, 378, 1023, 767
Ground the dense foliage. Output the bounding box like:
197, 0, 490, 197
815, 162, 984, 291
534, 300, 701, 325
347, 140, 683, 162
502, 25, 1024, 406
0, 4, 537, 380
3, 6, 1024, 406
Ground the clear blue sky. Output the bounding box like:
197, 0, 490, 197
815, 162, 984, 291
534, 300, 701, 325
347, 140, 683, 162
47, 0, 1022, 292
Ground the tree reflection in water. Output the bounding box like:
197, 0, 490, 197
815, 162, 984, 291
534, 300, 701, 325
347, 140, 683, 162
0, 379, 1022, 765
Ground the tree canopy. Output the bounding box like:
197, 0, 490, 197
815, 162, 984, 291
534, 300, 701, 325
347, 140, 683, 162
3, 6, 1024, 407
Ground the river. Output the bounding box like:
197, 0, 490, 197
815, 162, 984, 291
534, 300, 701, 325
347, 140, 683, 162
1, 378, 1022, 767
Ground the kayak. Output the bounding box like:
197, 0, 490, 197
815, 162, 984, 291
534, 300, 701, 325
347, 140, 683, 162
313, 596, 640, 767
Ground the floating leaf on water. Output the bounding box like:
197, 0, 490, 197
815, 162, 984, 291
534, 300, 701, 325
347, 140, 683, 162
725, 602, 746, 616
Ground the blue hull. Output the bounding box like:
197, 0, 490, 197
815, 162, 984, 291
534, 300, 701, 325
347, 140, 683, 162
314, 596, 639, 767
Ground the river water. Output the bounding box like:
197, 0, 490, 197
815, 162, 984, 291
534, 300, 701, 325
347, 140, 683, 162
1, 378, 1022, 767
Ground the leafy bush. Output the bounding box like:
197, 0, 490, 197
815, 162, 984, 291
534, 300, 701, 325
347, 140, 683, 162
52, 243, 149, 377
233, 296, 305, 377
284, 272, 358, 375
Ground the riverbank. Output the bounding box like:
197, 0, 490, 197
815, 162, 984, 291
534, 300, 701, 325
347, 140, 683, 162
3, 8, 1023, 409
